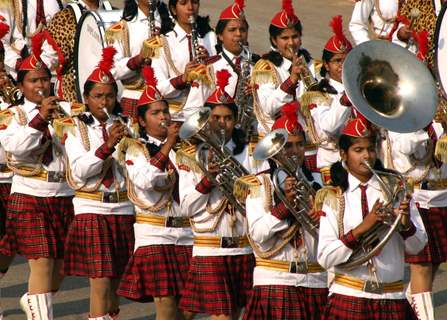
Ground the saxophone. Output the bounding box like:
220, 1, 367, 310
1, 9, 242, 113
235, 42, 255, 136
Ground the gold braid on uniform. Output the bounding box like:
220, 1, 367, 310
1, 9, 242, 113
400, 0, 437, 69
247, 174, 301, 259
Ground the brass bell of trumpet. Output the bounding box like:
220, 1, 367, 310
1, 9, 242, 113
0, 84, 22, 106
342, 40, 437, 133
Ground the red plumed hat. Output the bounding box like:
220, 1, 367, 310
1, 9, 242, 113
341, 117, 371, 138
272, 101, 303, 134
0, 16, 9, 51
219, 0, 245, 20
270, 0, 300, 29
206, 69, 234, 105
87, 46, 117, 84
137, 65, 164, 107
19, 32, 49, 71
324, 15, 352, 54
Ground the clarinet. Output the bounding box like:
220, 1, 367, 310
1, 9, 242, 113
188, 15, 202, 63
148, 0, 156, 38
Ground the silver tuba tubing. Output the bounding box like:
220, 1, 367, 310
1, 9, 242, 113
253, 129, 319, 239
338, 160, 407, 270
179, 108, 249, 213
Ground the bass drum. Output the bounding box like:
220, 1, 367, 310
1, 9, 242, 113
435, 2, 447, 98
74, 10, 122, 102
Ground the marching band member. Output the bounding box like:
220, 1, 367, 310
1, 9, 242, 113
63, 47, 134, 320
109, 0, 168, 118
0, 33, 74, 319
309, 15, 353, 185
252, 0, 317, 133
244, 103, 328, 320
251, 0, 320, 180
179, 70, 267, 319
349, 0, 400, 45
183, 0, 258, 120
39, 0, 115, 103
117, 66, 193, 320
317, 118, 427, 319
0, 0, 63, 76
151, 0, 217, 118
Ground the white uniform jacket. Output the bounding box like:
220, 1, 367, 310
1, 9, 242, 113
125, 134, 193, 249
246, 172, 327, 288
349, 0, 399, 45
64, 113, 134, 215
318, 173, 427, 299
180, 140, 268, 256
0, 98, 73, 197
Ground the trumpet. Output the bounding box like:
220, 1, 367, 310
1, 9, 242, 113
253, 129, 319, 239
102, 107, 138, 138
0, 74, 22, 106
287, 46, 318, 91
36, 89, 69, 122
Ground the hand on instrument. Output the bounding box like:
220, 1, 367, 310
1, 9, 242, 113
243, 81, 256, 96
196, 45, 209, 61
0, 71, 12, 88
39, 96, 61, 121
397, 26, 412, 42
289, 55, 306, 85
182, 61, 201, 83
165, 122, 180, 146
353, 199, 383, 238
307, 195, 320, 224
106, 123, 126, 149
284, 176, 297, 203
394, 194, 412, 228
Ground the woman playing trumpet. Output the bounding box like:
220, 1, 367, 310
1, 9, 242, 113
63, 47, 135, 320
244, 102, 328, 320
0, 33, 74, 317
317, 118, 427, 320
117, 66, 193, 320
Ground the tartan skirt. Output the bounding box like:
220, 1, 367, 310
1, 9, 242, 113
179, 254, 255, 316
1, 193, 74, 259
117, 244, 192, 302
305, 154, 319, 173
406, 207, 447, 264
64, 213, 135, 278
120, 97, 139, 119
0, 183, 11, 238
243, 285, 329, 320
322, 294, 416, 320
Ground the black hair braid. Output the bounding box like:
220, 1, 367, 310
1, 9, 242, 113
122, 0, 138, 21
22, 0, 27, 38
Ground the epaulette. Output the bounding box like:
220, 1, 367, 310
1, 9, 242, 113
252, 59, 275, 85
52, 117, 77, 140
186, 64, 212, 87
71, 103, 86, 116
299, 91, 331, 118
176, 144, 202, 174
248, 134, 261, 156
142, 35, 163, 59
105, 20, 126, 44
117, 137, 147, 164
313, 186, 342, 212
234, 174, 262, 204
0, 109, 13, 130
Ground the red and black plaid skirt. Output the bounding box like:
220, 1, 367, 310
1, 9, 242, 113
305, 154, 320, 173
406, 207, 447, 264
179, 254, 254, 316
117, 244, 192, 302
120, 97, 139, 119
0, 183, 11, 238
64, 213, 135, 278
1, 193, 74, 258
243, 285, 328, 320
322, 294, 416, 320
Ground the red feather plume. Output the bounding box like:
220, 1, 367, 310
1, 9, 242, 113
235, 0, 245, 10
282, 0, 295, 18
0, 21, 9, 41
330, 15, 346, 42
216, 69, 231, 90
142, 65, 158, 87
98, 46, 117, 73
414, 30, 429, 61
31, 32, 45, 60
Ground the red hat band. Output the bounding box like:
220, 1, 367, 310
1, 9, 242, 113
272, 101, 303, 134
219, 0, 245, 21
206, 69, 234, 105
341, 118, 370, 138
324, 15, 352, 54
87, 46, 117, 84
138, 66, 164, 107
271, 0, 299, 29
